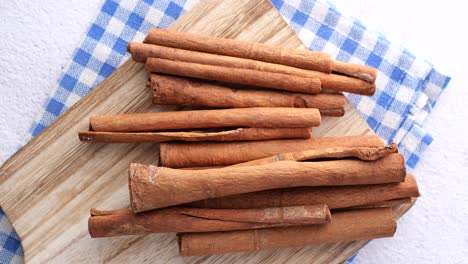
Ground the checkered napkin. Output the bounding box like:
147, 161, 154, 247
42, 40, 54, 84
0, 0, 450, 263
272, 0, 450, 169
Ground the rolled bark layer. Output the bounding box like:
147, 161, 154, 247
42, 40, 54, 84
186, 174, 418, 210
178, 207, 396, 256
129, 43, 374, 95
348, 197, 414, 209
88, 205, 330, 237
230, 143, 398, 167
146, 58, 321, 94
78, 127, 312, 143
148, 74, 346, 116
129, 153, 406, 212
143, 29, 332, 73
89, 107, 321, 132
159, 135, 384, 168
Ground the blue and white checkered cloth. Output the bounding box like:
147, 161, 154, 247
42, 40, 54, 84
0, 0, 450, 263
272, 0, 450, 169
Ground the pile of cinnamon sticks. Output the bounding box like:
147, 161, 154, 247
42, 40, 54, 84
81, 29, 419, 257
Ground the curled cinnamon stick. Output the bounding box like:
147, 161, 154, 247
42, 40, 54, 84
129, 153, 405, 212
185, 174, 418, 210
178, 207, 396, 256
159, 135, 385, 168
230, 143, 398, 167
89, 107, 321, 132
146, 58, 321, 94
78, 127, 312, 143
130, 43, 374, 95
148, 74, 346, 116
88, 205, 330, 238
143, 29, 332, 73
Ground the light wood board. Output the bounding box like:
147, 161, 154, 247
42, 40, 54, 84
0, 0, 414, 263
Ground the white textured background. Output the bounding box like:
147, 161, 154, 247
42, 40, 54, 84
0, 0, 467, 263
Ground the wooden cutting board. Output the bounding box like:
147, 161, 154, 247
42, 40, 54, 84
0, 0, 414, 263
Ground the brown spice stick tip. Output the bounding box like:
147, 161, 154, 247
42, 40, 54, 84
90, 208, 133, 216
230, 143, 398, 167
144, 29, 332, 73
332, 60, 378, 83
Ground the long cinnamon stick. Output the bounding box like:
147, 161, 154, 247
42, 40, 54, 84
159, 135, 384, 168
89, 107, 321, 132
229, 143, 398, 167
146, 58, 321, 94
88, 205, 330, 238
78, 127, 312, 143
186, 174, 418, 210
129, 153, 405, 212
148, 74, 346, 116
178, 207, 396, 256
130, 43, 374, 95
143, 29, 332, 73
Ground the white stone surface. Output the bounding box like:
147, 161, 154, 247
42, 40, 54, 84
0, 1, 467, 263
0, 0, 104, 163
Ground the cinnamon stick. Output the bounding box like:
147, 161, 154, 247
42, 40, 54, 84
159, 135, 385, 168
178, 207, 396, 256
129, 153, 405, 212
148, 74, 345, 116
145, 58, 321, 94
143, 29, 332, 73
129, 43, 374, 95
186, 174, 418, 210
332, 60, 378, 83
229, 143, 398, 167
89, 108, 321, 132
78, 127, 312, 143
88, 205, 330, 237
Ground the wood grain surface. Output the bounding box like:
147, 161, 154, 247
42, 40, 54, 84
0, 0, 414, 263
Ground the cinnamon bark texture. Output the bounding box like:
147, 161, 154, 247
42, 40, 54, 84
332, 60, 378, 83
145, 58, 321, 94
89, 107, 321, 132
348, 197, 414, 209
78, 128, 312, 143
129, 154, 406, 212
148, 74, 346, 116
178, 207, 396, 256
143, 29, 332, 73
89, 205, 330, 237
185, 173, 418, 210
159, 135, 384, 168
229, 143, 398, 167
130, 43, 374, 95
